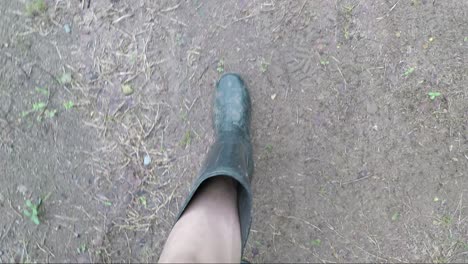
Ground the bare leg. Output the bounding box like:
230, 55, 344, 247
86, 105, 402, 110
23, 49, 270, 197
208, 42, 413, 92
159, 177, 242, 263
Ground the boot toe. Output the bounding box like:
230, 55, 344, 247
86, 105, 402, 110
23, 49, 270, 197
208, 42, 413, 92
217, 73, 245, 91
215, 73, 251, 134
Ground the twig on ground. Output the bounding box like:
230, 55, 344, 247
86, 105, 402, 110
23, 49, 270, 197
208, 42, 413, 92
376, 0, 400, 20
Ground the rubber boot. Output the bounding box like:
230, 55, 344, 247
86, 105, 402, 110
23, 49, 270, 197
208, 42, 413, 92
176, 73, 254, 254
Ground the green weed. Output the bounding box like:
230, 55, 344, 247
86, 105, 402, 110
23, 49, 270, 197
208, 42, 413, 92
180, 110, 188, 122
265, 144, 273, 154
122, 84, 134, 96
428, 92, 442, 100
139, 196, 147, 207
391, 211, 400, 221
21, 91, 57, 120
32, 102, 46, 111
403, 67, 415, 77
433, 256, 447, 263
311, 239, 321, 246
180, 130, 192, 148
217, 59, 224, 73
63, 100, 74, 110
58, 72, 72, 85
441, 215, 452, 226
343, 25, 350, 40
77, 244, 87, 254
23, 199, 42, 225
343, 4, 357, 13
35, 87, 48, 96
320, 59, 330, 65
260, 59, 269, 73
45, 109, 57, 118
318, 186, 327, 196
21, 101, 46, 118
25, 0, 47, 17
341, 4, 356, 40
434, 215, 453, 227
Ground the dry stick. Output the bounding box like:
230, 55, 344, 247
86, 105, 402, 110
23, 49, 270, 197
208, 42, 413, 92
186, 96, 199, 113
331, 56, 347, 90
0, 222, 13, 244
144, 105, 160, 139
342, 175, 370, 185
8, 198, 22, 218
36, 242, 56, 258
280, 215, 323, 232
158, 13, 187, 27
376, 0, 400, 20
298, 0, 307, 15
326, 221, 389, 262
112, 13, 134, 24
454, 193, 463, 230
160, 3, 181, 13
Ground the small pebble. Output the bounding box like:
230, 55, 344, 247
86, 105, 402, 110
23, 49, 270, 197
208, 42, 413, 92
366, 101, 378, 114
143, 154, 151, 166
64, 24, 71, 34
86, 71, 99, 82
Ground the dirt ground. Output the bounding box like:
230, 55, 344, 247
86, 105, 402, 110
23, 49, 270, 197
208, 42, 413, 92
1, 0, 467, 262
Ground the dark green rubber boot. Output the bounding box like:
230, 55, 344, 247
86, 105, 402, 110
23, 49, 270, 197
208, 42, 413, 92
176, 73, 254, 254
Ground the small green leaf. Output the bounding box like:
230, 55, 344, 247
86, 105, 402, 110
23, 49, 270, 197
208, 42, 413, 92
311, 239, 321, 246
23, 209, 31, 217
32, 102, 46, 111
217, 59, 224, 73
320, 59, 330, 65
139, 196, 147, 207
63, 100, 74, 110
403, 67, 415, 77
45, 109, 57, 118
428, 92, 442, 100
441, 215, 452, 226
35, 87, 49, 95
464, 37, 468, 42
32, 215, 40, 225
77, 244, 87, 254
58, 72, 72, 85
25, 0, 47, 16
180, 130, 191, 148
260, 60, 269, 73
121, 84, 134, 96
25, 199, 34, 208
104, 201, 112, 206
391, 211, 400, 221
